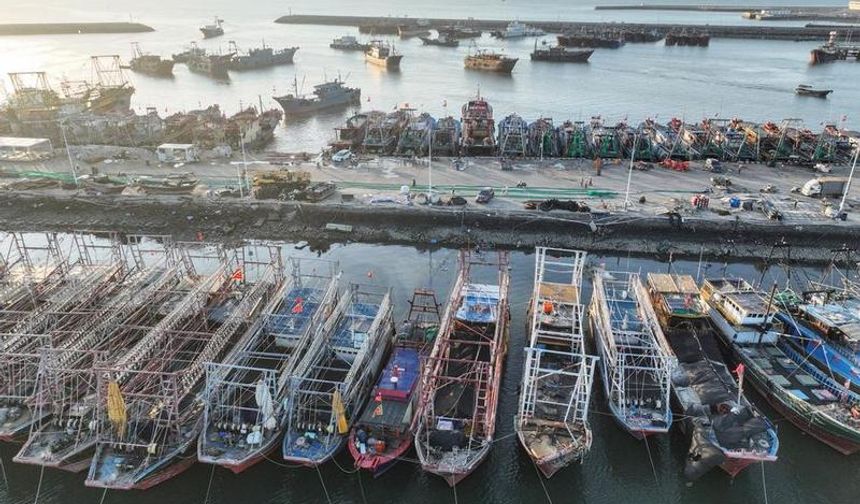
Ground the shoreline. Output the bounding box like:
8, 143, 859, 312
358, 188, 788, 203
0, 191, 853, 265
0, 22, 155, 36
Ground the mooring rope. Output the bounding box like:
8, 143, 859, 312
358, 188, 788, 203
203, 464, 215, 504
98, 488, 108, 504
315, 463, 333, 504
356, 470, 368, 504
32, 465, 45, 504
0, 454, 9, 487
530, 458, 554, 504
642, 433, 659, 487
761, 462, 769, 504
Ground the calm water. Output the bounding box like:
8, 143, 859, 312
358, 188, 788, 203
0, 0, 857, 154
0, 240, 855, 504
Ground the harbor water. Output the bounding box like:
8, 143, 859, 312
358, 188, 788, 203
0, 239, 857, 504
0, 0, 857, 154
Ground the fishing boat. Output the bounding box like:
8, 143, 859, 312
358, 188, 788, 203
14, 243, 191, 472
530, 42, 594, 63
588, 269, 675, 439
128, 43, 174, 77
460, 93, 496, 156
558, 31, 624, 49
363, 108, 411, 154
365, 41, 402, 69
227, 41, 298, 71
491, 21, 545, 39
198, 258, 339, 473
464, 49, 518, 73
419, 34, 459, 47
282, 284, 394, 466
398, 25, 431, 39
414, 250, 511, 486
559, 120, 590, 158
429, 116, 461, 157
0, 236, 128, 442
200, 17, 224, 39
185, 49, 234, 78
528, 117, 559, 157
795, 84, 833, 98
274, 78, 361, 116
85, 250, 282, 490
648, 274, 779, 479
349, 289, 441, 477
516, 248, 598, 478
589, 117, 622, 159
396, 112, 436, 156
498, 113, 529, 157
437, 26, 482, 39
330, 35, 369, 51
330, 113, 372, 151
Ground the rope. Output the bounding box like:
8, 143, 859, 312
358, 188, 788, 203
531, 458, 554, 504
356, 470, 368, 504
261, 450, 310, 469
452, 478, 459, 504
0, 453, 8, 487
761, 461, 769, 504
98, 488, 108, 504
33, 464, 45, 504
203, 464, 215, 504
330, 455, 359, 474
642, 433, 659, 487
315, 463, 333, 504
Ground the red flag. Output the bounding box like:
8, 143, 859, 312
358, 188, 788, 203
231, 269, 244, 281
375, 391, 382, 403
733, 363, 745, 377
292, 297, 304, 314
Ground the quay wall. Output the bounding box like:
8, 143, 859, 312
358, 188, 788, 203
0, 22, 155, 36
274, 14, 852, 40
0, 192, 853, 264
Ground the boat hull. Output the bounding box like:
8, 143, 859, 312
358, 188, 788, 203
516, 431, 585, 479
274, 90, 361, 116
365, 55, 402, 69
348, 431, 412, 478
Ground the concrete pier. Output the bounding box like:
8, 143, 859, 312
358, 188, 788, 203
274, 14, 854, 41
0, 22, 155, 36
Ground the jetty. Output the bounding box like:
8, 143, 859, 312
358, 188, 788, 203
0, 23, 154, 36
275, 14, 854, 41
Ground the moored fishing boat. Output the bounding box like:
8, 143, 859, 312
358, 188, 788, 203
460, 93, 496, 156
14, 242, 192, 471
516, 247, 598, 478
128, 43, 174, 77
227, 41, 298, 71
282, 284, 394, 466
648, 274, 779, 478
464, 49, 518, 73
197, 258, 339, 473
414, 250, 510, 486
365, 41, 402, 69
85, 249, 282, 490
349, 289, 441, 477
588, 269, 675, 439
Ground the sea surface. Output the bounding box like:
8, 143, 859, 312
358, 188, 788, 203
0, 237, 857, 504
0, 0, 857, 154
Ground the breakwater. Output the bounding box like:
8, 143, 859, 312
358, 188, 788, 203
274, 14, 853, 40
0, 22, 154, 36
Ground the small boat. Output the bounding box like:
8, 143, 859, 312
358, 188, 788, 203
516, 248, 598, 478
200, 17, 224, 39
414, 250, 511, 486
274, 77, 361, 116
128, 42, 174, 77
349, 289, 441, 477
530, 41, 593, 63
398, 25, 431, 38
588, 269, 675, 439
185, 49, 234, 78
648, 274, 779, 479
282, 284, 394, 466
419, 34, 459, 47
558, 32, 624, 49
197, 258, 339, 473
365, 41, 403, 69
795, 84, 833, 98
227, 41, 298, 71
330, 35, 370, 51
171, 42, 205, 64
464, 49, 518, 73
437, 25, 482, 39
492, 21, 545, 39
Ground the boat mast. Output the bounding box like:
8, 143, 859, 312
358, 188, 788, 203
837, 147, 858, 217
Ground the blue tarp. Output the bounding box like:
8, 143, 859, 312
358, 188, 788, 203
266, 287, 322, 337
331, 302, 380, 349
374, 347, 420, 401
455, 283, 500, 324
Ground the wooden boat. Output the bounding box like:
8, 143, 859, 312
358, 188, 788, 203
460, 93, 496, 156
516, 248, 598, 478
282, 284, 393, 466
588, 269, 675, 439
85, 249, 282, 490
197, 258, 339, 473
795, 84, 833, 98
419, 34, 459, 47
464, 49, 518, 73
648, 274, 779, 479
128, 43, 174, 77
414, 250, 510, 486
349, 289, 441, 477
530, 42, 593, 63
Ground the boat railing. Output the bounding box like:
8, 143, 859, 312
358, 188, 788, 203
778, 337, 860, 402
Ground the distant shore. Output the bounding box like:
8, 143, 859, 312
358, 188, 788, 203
0, 22, 154, 36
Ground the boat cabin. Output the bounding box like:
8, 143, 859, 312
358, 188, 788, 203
799, 299, 860, 352
156, 143, 199, 163
647, 273, 707, 327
